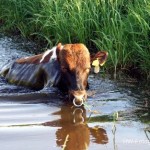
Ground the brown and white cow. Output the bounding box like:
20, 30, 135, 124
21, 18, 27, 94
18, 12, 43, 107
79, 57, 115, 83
0, 43, 108, 106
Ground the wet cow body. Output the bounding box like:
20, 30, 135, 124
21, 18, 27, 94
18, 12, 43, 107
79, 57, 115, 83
0, 43, 108, 105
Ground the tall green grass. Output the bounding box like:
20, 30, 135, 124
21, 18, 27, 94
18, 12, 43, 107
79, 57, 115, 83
0, 0, 149, 80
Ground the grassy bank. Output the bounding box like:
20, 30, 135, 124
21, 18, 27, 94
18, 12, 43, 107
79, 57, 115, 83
0, 0, 150, 80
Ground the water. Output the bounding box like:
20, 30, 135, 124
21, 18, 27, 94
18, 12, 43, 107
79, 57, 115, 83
0, 34, 149, 150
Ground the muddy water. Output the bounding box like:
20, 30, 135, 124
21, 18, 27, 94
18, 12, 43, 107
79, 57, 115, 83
0, 34, 149, 150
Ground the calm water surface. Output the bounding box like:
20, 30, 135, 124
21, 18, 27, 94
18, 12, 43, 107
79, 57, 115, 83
0, 35, 149, 150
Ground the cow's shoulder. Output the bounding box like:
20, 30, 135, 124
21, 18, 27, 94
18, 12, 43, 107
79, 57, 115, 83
16, 47, 57, 64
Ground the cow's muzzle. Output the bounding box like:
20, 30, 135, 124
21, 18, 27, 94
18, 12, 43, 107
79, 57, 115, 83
69, 90, 87, 107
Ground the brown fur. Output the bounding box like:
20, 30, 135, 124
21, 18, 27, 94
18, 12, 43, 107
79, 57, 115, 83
59, 44, 90, 71
91, 51, 108, 65
57, 44, 91, 96
16, 52, 53, 64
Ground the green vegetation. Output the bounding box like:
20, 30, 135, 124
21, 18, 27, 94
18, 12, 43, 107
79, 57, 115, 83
0, 0, 150, 79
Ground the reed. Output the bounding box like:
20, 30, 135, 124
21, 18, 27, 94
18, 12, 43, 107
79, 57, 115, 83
0, 0, 149, 79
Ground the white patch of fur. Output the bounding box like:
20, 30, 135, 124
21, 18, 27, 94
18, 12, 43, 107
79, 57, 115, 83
40, 45, 64, 63
40, 47, 56, 63
24, 57, 29, 59
50, 46, 57, 60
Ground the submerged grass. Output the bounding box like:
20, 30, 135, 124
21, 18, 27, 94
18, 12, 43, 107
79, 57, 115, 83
0, 0, 149, 79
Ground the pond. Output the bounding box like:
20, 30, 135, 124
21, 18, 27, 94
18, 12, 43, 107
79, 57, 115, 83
0, 34, 149, 150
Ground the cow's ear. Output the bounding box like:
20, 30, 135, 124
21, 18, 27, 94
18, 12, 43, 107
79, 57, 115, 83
91, 51, 108, 73
56, 43, 63, 60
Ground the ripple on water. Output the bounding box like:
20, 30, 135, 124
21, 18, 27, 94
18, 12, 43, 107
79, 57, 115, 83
0, 102, 61, 126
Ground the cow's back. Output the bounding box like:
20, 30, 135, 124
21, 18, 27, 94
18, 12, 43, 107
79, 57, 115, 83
0, 47, 61, 90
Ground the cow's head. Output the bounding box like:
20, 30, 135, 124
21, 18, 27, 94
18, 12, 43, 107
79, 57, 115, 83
56, 43, 108, 106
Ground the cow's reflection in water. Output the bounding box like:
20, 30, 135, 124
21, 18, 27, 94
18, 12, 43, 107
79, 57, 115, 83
43, 105, 108, 149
